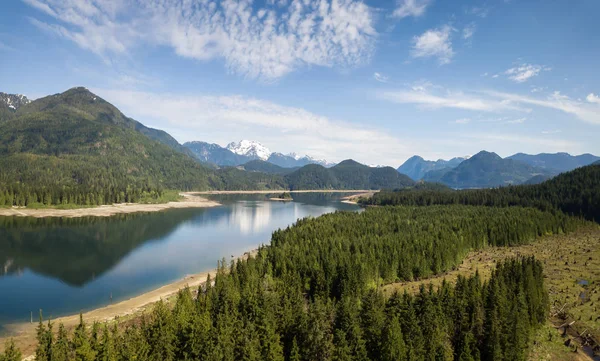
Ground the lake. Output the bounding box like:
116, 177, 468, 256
0, 193, 359, 331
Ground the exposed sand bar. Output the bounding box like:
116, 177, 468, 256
0, 193, 220, 218
191, 190, 375, 195
340, 191, 378, 204
0, 249, 257, 358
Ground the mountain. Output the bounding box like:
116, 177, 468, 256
397, 155, 466, 180
184, 139, 335, 168
184, 141, 250, 166
0, 87, 217, 203
507, 152, 600, 172
437, 151, 554, 188
0, 92, 31, 111
227, 140, 271, 161
286, 159, 415, 190
422, 167, 454, 183
241, 160, 299, 175
522, 174, 553, 185
267, 152, 334, 168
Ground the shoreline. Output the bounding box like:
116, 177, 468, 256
0, 249, 258, 358
0, 194, 220, 218
0, 190, 374, 218
190, 189, 374, 195
340, 191, 378, 204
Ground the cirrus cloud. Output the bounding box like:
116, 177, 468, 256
23, 0, 377, 81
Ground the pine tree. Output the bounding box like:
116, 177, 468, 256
1, 340, 21, 361
35, 311, 49, 361
289, 337, 301, 361
332, 330, 352, 361
381, 316, 407, 361
53, 323, 71, 361
72, 313, 96, 361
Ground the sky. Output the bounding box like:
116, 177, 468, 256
0, 0, 599, 167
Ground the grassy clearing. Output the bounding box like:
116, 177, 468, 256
382, 226, 600, 361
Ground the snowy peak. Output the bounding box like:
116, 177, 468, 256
0, 92, 31, 111
226, 140, 271, 161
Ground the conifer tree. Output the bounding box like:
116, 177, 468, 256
53, 323, 71, 361
0, 340, 21, 361
381, 316, 407, 361
72, 314, 96, 361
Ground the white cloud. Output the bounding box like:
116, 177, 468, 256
541, 129, 561, 135
24, 0, 376, 81
587, 93, 600, 104
454, 118, 471, 124
530, 86, 547, 93
373, 72, 389, 83
379, 84, 600, 125
506, 117, 526, 124
505, 63, 551, 83
492, 74, 499, 78
411, 25, 454, 65
93, 88, 418, 165
463, 23, 476, 40
468, 6, 490, 18
392, 0, 431, 18
379, 85, 529, 112
484, 90, 600, 125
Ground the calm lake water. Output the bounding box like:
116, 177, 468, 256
0, 193, 359, 331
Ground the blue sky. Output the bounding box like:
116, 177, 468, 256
1, 0, 599, 166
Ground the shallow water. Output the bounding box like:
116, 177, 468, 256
0, 193, 359, 328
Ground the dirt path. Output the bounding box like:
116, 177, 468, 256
0, 250, 257, 358
0, 194, 220, 218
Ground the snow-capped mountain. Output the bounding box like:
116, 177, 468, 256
226, 140, 271, 161
184, 139, 335, 168
0, 92, 31, 110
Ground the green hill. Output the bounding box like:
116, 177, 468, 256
240, 159, 299, 175
286, 160, 415, 190
438, 150, 554, 188
0, 88, 222, 206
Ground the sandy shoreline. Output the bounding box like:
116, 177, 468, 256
340, 191, 378, 204
0, 193, 220, 218
0, 249, 258, 357
191, 189, 374, 195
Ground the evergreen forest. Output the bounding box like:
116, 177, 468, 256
1, 203, 587, 361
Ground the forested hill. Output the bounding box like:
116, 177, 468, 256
286, 160, 415, 190
432, 150, 554, 188
0, 87, 220, 205
363, 163, 600, 221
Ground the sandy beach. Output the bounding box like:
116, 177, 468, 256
191, 190, 374, 195
0, 193, 220, 218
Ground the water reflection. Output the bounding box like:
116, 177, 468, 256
0, 193, 359, 325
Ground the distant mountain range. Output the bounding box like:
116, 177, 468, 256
397, 155, 467, 181
183, 140, 335, 168
507, 152, 600, 172
399, 151, 599, 189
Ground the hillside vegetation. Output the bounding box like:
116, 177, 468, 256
286, 160, 415, 190
363, 163, 600, 221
